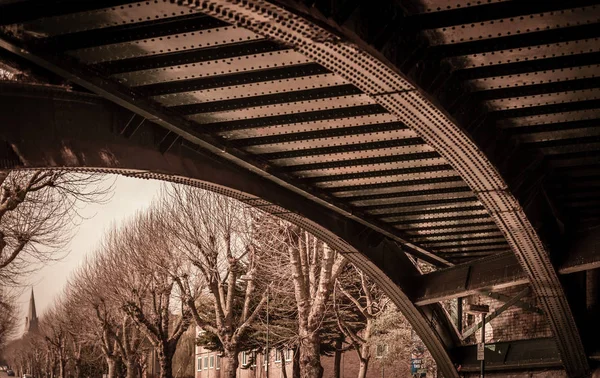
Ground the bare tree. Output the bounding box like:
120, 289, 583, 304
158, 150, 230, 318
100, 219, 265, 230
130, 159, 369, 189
333, 264, 389, 378
102, 207, 192, 378
280, 226, 346, 378
163, 186, 269, 378
172, 326, 196, 378
60, 296, 87, 378
42, 302, 70, 378
69, 255, 124, 378
0, 170, 110, 285
0, 288, 17, 347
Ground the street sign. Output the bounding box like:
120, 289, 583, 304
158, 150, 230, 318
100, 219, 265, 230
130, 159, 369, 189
477, 343, 485, 361
411, 358, 423, 374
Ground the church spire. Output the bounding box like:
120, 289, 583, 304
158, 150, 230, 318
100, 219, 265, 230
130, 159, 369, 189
25, 287, 38, 334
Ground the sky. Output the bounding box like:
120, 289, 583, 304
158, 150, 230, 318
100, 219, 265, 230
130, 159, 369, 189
15, 175, 164, 334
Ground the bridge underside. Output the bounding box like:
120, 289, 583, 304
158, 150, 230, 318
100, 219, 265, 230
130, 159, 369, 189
1, 1, 599, 377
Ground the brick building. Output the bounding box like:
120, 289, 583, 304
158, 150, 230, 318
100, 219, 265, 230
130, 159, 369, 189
194, 344, 388, 378
459, 284, 552, 344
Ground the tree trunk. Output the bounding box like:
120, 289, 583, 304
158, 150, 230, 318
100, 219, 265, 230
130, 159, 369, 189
74, 359, 82, 378
58, 356, 66, 378
157, 345, 174, 378
357, 359, 368, 378
292, 348, 300, 378
222, 347, 239, 378
357, 322, 371, 378
333, 337, 342, 378
126, 356, 137, 378
51, 357, 57, 378
299, 333, 323, 378
107, 358, 117, 378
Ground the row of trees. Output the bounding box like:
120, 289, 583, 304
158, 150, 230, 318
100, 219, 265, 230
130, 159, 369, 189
0, 170, 435, 378
0, 170, 110, 346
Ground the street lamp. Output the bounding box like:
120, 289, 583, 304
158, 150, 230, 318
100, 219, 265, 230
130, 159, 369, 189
240, 275, 269, 377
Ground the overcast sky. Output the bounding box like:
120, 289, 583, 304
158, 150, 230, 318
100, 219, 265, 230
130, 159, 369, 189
16, 175, 164, 334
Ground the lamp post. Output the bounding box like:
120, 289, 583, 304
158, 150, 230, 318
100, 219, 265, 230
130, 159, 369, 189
266, 285, 269, 378
466, 304, 489, 378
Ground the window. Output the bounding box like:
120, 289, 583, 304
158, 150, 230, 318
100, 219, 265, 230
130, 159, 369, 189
376, 344, 388, 358
285, 349, 292, 362
242, 351, 247, 366
275, 350, 282, 363
209, 356, 214, 369
204, 356, 209, 369
216, 356, 221, 370
197, 357, 202, 371
252, 351, 257, 367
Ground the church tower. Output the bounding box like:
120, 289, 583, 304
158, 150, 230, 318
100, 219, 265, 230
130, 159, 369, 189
25, 287, 38, 334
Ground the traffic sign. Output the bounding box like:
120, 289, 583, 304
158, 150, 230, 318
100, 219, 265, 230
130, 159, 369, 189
477, 343, 485, 361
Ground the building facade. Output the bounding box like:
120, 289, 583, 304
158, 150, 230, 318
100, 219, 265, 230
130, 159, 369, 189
194, 344, 386, 378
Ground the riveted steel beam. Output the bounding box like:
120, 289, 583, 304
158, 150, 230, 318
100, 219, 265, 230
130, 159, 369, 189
414, 252, 528, 305
0, 35, 449, 267
239, 1, 589, 376
479, 290, 544, 315
560, 231, 600, 274
453, 337, 563, 373
0, 79, 461, 378
415, 236, 600, 305
397, 0, 599, 32
1, 0, 592, 375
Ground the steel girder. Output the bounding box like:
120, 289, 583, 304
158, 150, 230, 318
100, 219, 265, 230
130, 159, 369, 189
168, 1, 588, 376
0, 0, 509, 267
0, 0, 592, 375
415, 239, 600, 305
0, 81, 461, 378
414, 252, 528, 306
238, 1, 592, 376
453, 337, 563, 373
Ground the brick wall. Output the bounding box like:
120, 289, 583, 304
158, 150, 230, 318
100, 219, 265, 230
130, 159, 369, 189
321, 353, 383, 378
462, 284, 552, 344
194, 346, 388, 378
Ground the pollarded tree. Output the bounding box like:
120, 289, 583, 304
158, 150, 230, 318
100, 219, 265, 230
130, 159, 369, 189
102, 207, 192, 378
68, 256, 123, 378
60, 293, 89, 378
333, 264, 389, 378
250, 216, 352, 378
162, 186, 270, 378
278, 225, 347, 378
0, 170, 110, 285
41, 301, 70, 378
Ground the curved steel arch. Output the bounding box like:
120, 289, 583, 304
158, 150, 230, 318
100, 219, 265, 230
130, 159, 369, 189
0, 82, 460, 378
174, 1, 589, 376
